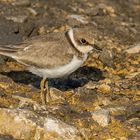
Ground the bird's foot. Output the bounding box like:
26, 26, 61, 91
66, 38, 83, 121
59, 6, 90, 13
73, 88, 80, 95
44, 88, 52, 103
40, 90, 47, 105
40, 87, 52, 105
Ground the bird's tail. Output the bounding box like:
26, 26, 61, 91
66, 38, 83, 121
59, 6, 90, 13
0, 45, 19, 59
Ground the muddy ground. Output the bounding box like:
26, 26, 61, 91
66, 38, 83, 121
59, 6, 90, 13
0, 0, 139, 140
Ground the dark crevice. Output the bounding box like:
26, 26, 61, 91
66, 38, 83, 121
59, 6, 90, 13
1, 66, 104, 91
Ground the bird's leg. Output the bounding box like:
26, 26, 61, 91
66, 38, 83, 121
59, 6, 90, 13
40, 78, 47, 105
40, 78, 52, 105
44, 79, 51, 103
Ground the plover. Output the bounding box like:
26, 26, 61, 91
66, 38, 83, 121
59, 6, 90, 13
0, 27, 102, 104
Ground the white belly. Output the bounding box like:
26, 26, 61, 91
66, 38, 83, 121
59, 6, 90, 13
28, 54, 87, 78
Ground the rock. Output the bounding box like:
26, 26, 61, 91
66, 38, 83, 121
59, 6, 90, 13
0, 108, 81, 140
44, 118, 79, 138
125, 72, 140, 79
97, 84, 111, 93
97, 3, 115, 16
0, 19, 23, 44
6, 15, 28, 23
84, 81, 97, 90
27, 8, 38, 16
67, 15, 89, 24
0, 134, 16, 140
99, 49, 115, 68
85, 3, 116, 17
0, 56, 7, 65
91, 109, 110, 127
38, 26, 47, 35
108, 106, 126, 115
125, 43, 140, 54
12, 0, 31, 7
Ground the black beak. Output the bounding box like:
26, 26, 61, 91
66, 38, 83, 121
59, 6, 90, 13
92, 44, 102, 52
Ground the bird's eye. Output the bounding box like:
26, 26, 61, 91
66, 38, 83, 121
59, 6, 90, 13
80, 38, 88, 45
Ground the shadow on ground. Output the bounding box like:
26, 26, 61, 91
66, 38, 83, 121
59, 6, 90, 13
1, 66, 104, 91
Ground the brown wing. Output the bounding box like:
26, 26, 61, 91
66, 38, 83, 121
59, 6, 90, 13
15, 33, 76, 68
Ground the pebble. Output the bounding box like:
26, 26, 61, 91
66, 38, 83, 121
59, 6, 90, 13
38, 26, 46, 35
96, 3, 116, 17
125, 72, 140, 79
125, 43, 140, 54
12, 0, 31, 6
99, 49, 114, 68
85, 3, 116, 17
0, 56, 7, 65
85, 81, 97, 90
0, 108, 80, 140
6, 15, 28, 23
91, 109, 110, 127
97, 84, 111, 93
28, 8, 38, 16
68, 14, 88, 24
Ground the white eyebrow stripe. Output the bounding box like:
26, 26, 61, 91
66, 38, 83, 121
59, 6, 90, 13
67, 29, 78, 48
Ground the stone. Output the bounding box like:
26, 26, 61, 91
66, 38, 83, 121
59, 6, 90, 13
125, 72, 140, 79
85, 3, 116, 17
0, 56, 7, 65
97, 84, 111, 94
67, 15, 89, 24
12, 0, 31, 6
125, 43, 140, 54
0, 108, 81, 140
6, 15, 28, 23
91, 109, 110, 127
27, 8, 38, 16
84, 81, 97, 90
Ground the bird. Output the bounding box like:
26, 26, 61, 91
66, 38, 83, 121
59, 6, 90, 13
0, 27, 102, 105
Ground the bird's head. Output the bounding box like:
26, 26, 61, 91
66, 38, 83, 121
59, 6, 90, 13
67, 27, 102, 54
